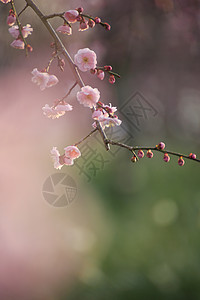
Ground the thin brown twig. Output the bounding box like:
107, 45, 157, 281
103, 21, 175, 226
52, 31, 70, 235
74, 128, 98, 146
52, 81, 78, 108
106, 139, 200, 163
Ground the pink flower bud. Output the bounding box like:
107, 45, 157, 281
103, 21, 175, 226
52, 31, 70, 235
90, 68, 97, 75
104, 22, 111, 30
79, 21, 89, 31
7, 14, 16, 26
178, 157, 185, 166
109, 75, 115, 84
94, 17, 101, 24
163, 153, 170, 162
76, 15, 82, 22
88, 19, 95, 28
104, 65, 112, 71
64, 10, 79, 23
137, 150, 144, 158
157, 142, 165, 150
146, 150, 153, 158
189, 153, 196, 159
97, 70, 105, 80
77, 7, 84, 13
131, 155, 137, 163
27, 44, 33, 52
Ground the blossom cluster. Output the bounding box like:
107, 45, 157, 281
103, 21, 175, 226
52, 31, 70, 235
56, 8, 111, 36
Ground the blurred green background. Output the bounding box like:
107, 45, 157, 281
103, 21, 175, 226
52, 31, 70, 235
0, 0, 200, 299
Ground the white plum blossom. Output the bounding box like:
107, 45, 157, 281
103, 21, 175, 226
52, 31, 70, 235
50, 147, 63, 170
31, 68, 58, 91
56, 24, 72, 35
9, 24, 33, 39
42, 103, 73, 119
74, 48, 97, 72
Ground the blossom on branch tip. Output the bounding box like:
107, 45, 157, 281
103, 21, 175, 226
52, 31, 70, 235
56, 24, 72, 35
31, 68, 58, 91
74, 48, 97, 72
9, 24, 33, 39
77, 85, 100, 108
64, 146, 81, 161
64, 10, 79, 23
88, 19, 95, 28
98, 115, 122, 129
10, 39, 24, 49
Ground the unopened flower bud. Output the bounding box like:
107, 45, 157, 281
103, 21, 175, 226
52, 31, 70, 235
77, 7, 84, 13
64, 10, 79, 23
90, 68, 97, 75
7, 13, 16, 26
104, 22, 111, 30
27, 44, 33, 52
189, 153, 196, 159
88, 19, 95, 28
157, 142, 165, 150
163, 153, 170, 162
178, 156, 185, 166
137, 150, 144, 158
146, 150, 153, 158
109, 75, 115, 84
79, 21, 89, 31
94, 17, 101, 24
104, 65, 112, 71
97, 70, 105, 80
131, 155, 137, 163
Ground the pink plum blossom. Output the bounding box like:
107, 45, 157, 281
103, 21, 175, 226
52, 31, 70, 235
46, 75, 59, 88
42, 103, 72, 119
103, 103, 117, 115
98, 115, 122, 129
10, 39, 24, 49
31, 68, 58, 91
63, 157, 74, 166
77, 85, 100, 108
0, 0, 11, 3
64, 10, 79, 23
74, 48, 97, 72
64, 146, 81, 161
92, 109, 104, 120
56, 24, 72, 35
79, 21, 89, 31
50, 147, 63, 170
9, 24, 33, 39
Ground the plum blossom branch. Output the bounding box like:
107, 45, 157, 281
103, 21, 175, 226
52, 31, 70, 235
18, 3, 28, 17
106, 139, 200, 164
10, 0, 28, 54
52, 81, 78, 108
74, 128, 98, 146
25, 0, 110, 151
